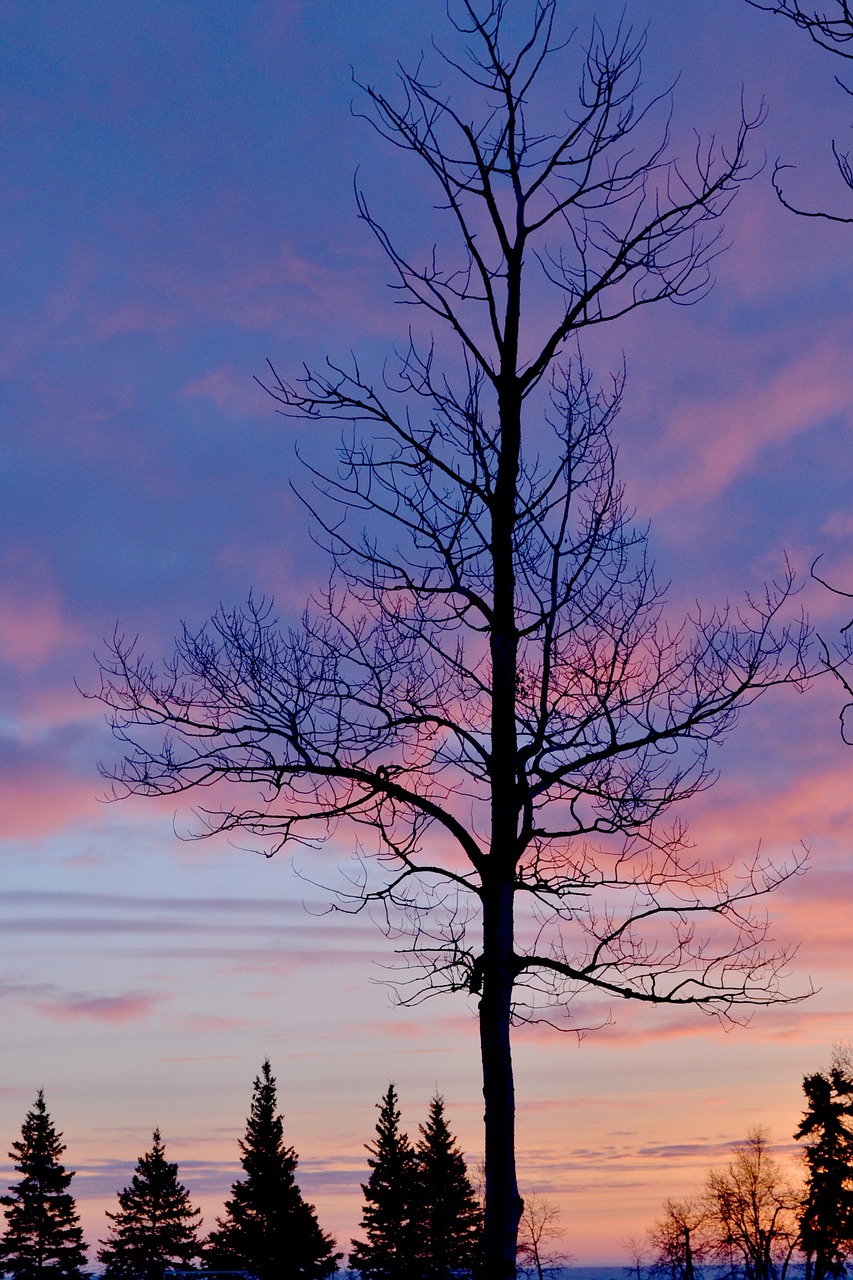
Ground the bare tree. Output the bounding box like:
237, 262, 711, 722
646, 1131, 803, 1280
624, 1231, 650, 1280
705, 1128, 802, 1280
746, 0, 853, 217
742, 0, 850, 49
746, 0, 853, 60
745, 4, 853, 718
93, 4, 814, 1276
810, 563, 853, 742
517, 1191, 572, 1280
648, 1197, 712, 1280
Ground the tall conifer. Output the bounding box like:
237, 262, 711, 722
349, 1084, 420, 1280
97, 1129, 201, 1280
414, 1095, 481, 1280
205, 1059, 339, 1280
0, 1090, 87, 1280
797, 1065, 853, 1280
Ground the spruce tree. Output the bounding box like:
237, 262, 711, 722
349, 1084, 419, 1280
97, 1129, 201, 1280
796, 1065, 853, 1280
414, 1095, 481, 1280
0, 1090, 87, 1280
205, 1059, 339, 1280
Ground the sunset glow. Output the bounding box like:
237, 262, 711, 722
1, 0, 852, 1266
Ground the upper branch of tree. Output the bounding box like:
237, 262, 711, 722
348, 0, 762, 390
746, 0, 853, 58
94, 0, 816, 1020
810, 557, 853, 741
748, 0, 853, 213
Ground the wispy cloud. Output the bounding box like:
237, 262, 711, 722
36, 991, 163, 1024
0, 978, 165, 1024
642, 336, 853, 517
180, 365, 271, 418
0, 589, 82, 672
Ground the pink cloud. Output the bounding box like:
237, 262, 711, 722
94, 197, 390, 347
247, 0, 304, 59
89, 298, 183, 342
716, 181, 851, 305
358, 1018, 430, 1041
184, 1013, 250, 1033
0, 776, 100, 841
0, 249, 93, 378
823, 512, 853, 539
644, 336, 853, 517
160, 1053, 245, 1063
590, 1006, 853, 1049
181, 366, 270, 417
36, 990, 164, 1024
0, 588, 81, 672
690, 758, 853, 861
163, 238, 383, 337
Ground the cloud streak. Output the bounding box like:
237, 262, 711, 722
0, 978, 166, 1025
643, 336, 853, 517
36, 991, 163, 1024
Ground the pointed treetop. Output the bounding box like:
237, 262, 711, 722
97, 1126, 202, 1280
0, 1089, 88, 1280
205, 1060, 340, 1280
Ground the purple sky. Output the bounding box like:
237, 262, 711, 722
1, 0, 853, 1264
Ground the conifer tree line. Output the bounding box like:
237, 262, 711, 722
349, 1084, 482, 1280
636, 1049, 853, 1280
0, 1066, 483, 1280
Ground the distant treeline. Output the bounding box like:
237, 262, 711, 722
0, 1061, 500, 1280
630, 1048, 853, 1280
9, 1048, 848, 1280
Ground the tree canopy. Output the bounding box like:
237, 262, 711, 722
414, 1094, 481, 1280
796, 1059, 853, 1279
97, 1129, 201, 1280
0, 1091, 87, 1280
206, 1060, 340, 1280
350, 1084, 420, 1280
96, 3, 816, 1273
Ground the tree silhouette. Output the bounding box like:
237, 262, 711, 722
95, 3, 815, 1273
517, 1191, 572, 1280
0, 1090, 87, 1280
705, 1129, 801, 1280
647, 1132, 801, 1280
97, 1129, 201, 1280
623, 1232, 650, 1280
350, 1084, 419, 1280
745, 0, 853, 218
796, 1060, 853, 1280
747, 0, 853, 56
743, 1, 853, 732
205, 1060, 339, 1280
648, 1198, 711, 1280
414, 1095, 481, 1279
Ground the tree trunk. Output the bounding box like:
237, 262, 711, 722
683, 1227, 695, 1280
480, 876, 522, 1279
479, 302, 525, 1274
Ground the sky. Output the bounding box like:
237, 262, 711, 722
1, 0, 853, 1266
